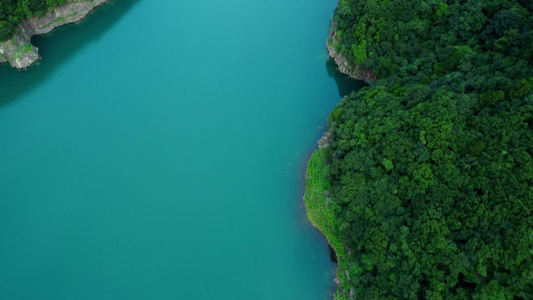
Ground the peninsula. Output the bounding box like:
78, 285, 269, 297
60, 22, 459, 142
0, 0, 110, 69
306, 0, 533, 299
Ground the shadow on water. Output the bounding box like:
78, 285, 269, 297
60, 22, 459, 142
0, 0, 141, 107
326, 57, 367, 98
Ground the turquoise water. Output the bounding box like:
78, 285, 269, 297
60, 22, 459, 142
0, 1, 362, 299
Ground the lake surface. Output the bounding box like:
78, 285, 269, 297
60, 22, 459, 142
0, 0, 362, 299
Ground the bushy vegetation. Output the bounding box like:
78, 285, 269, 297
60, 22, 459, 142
304, 150, 351, 300
321, 0, 533, 298
0, 0, 67, 41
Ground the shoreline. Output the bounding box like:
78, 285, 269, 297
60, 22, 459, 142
302, 134, 353, 300
0, 0, 111, 69
300, 20, 367, 300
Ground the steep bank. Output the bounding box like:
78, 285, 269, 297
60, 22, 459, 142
326, 21, 375, 82
303, 146, 352, 300
0, 0, 110, 69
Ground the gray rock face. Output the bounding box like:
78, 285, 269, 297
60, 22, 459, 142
0, 0, 110, 69
326, 20, 376, 82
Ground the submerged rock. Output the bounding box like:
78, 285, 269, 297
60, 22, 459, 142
0, 0, 110, 69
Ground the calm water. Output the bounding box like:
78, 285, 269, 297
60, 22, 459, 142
0, 0, 362, 299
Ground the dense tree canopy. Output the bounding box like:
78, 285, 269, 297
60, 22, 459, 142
324, 0, 533, 298
0, 0, 66, 41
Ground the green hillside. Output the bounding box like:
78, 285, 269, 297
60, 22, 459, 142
315, 0, 533, 298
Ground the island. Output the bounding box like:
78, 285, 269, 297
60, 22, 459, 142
305, 0, 533, 299
0, 0, 110, 69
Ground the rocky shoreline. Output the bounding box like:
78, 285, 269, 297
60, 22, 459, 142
0, 0, 111, 69
327, 20, 376, 82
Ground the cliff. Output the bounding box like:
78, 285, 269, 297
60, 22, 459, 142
326, 21, 376, 82
0, 0, 110, 69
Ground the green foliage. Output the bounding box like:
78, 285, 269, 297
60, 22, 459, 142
304, 150, 351, 300
21, 0, 33, 18
45, 0, 66, 10
435, 3, 449, 20
351, 40, 366, 65
0, 20, 15, 41
321, 0, 533, 298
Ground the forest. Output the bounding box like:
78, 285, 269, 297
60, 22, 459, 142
0, 0, 66, 41
320, 0, 533, 298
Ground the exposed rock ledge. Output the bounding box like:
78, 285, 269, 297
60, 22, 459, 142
0, 0, 110, 69
327, 20, 376, 82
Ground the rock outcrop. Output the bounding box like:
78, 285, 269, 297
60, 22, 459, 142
326, 21, 376, 82
0, 0, 110, 69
